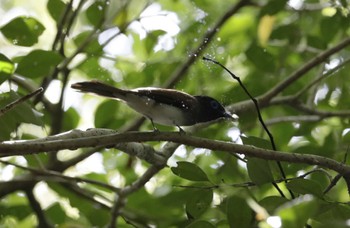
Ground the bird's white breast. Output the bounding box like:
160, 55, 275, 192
124, 93, 187, 126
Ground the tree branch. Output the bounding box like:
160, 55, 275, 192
0, 87, 43, 117
0, 160, 120, 192
229, 37, 350, 115
108, 139, 179, 226
1, 130, 350, 175
164, 0, 251, 88
265, 115, 322, 125
260, 37, 350, 103
25, 188, 53, 228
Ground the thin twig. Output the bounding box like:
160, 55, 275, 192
296, 58, 350, 99
265, 115, 322, 125
108, 142, 178, 227
0, 159, 120, 192
0, 87, 43, 117
174, 168, 332, 190
202, 57, 290, 198
52, 0, 74, 50
323, 174, 342, 195
25, 188, 53, 228
228, 37, 350, 115
164, 0, 251, 88
261, 37, 350, 102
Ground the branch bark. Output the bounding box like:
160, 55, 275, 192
1, 129, 349, 175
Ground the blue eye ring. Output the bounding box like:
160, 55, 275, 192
210, 100, 219, 109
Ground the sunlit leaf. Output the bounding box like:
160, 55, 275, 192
258, 15, 276, 46
73, 31, 103, 55
86, 0, 106, 27
0, 17, 45, 46
259, 196, 289, 214
47, 0, 67, 23
15, 50, 63, 79
62, 107, 79, 131
77, 56, 110, 80
0, 91, 43, 140
0, 53, 14, 84
277, 197, 318, 228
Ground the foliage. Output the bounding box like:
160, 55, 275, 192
0, 0, 350, 227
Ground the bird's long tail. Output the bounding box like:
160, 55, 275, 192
71, 80, 127, 99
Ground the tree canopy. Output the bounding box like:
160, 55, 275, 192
1, 0, 350, 227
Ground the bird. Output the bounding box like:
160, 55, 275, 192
71, 80, 234, 132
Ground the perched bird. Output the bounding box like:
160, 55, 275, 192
71, 81, 234, 132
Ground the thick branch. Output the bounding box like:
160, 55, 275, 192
1, 130, 349, 175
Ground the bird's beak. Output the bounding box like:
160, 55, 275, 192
224, 112, 238, 121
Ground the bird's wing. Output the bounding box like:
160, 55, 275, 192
132, 88, 197, 110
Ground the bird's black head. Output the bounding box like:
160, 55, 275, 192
194, 96, 233, 123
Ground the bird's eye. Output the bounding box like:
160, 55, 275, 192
210, 100, 219, 109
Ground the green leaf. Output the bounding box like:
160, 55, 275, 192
77, 56, 110, 80
186, 220, 215, 228
0, 17, 45, 46
132, 32, 148, 60
114, 6, 128, 28
247, 157, 274, 185
0, 204, 32, 220
94, 100, 124, 129
241, 135, 272, 150
86, 0, 106, 27
227, 196, 253, 228
73, 31, 103, 55
46, 203, 66, 224
307, 35, 327, 49
259, 196, 289, 214
261, 0, 287, 15
0, 91, 43, 140
171, 161, 210, 182
86, 208, 109, 226
342, 130, 350, 144
47, 0, 67, 23
186, 189, 213, 219
245, 42, 276, 72
286, 179, 324, 198
320, 14, 341, 43
48, 182, 107, 223
277, 197, 319, 228
270, 24, 300, 44
62, 107, 79, 131
0, 53, 14, 84
15, 50, 63, 79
